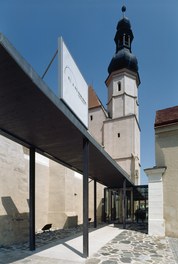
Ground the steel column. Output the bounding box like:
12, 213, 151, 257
83, 138, 89, 257
138, 200, 141, 209
131, 188, 134, 222
94, 179, 97, 228
104, 188, 107, 222
123, 179, 126, 229
144, 198, 147, 210
29, 147, 35, 251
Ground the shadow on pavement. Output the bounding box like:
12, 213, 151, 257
114, 221, 148, 234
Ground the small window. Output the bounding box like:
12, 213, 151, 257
118, 133, 120, 138
118, 82, 121, 92
90, 115, 93, 121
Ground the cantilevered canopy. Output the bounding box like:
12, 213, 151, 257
0, 33, 133, 188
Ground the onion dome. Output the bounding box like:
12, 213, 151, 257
108, 6, 139, 75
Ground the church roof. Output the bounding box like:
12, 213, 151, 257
107, 6, 139, 77
88, 85, 101, 109
108, 48, 138, 74
155, 106, 178, 127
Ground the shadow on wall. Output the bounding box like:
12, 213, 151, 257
0, 196, 29, 246
63, 214, 78, 229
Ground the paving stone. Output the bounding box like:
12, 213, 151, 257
120, 240, 131, 244
101, 261, 118, 264
120, 257, 132, 263
85, 258, 100, 264
101, 252, 111, 256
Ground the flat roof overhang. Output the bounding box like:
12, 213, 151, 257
0, 33, 134, 188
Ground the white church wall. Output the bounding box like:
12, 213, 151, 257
89, 107, 106, 145
104, 115, 140, 182
125, 75, 137, 97
107, 74, 125, 119
111, 96, 124, 119
104, 116, 134, 160
125, 96, 135, 116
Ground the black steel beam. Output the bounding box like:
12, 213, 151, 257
131, 187, 134, 222
123, 179, 126, 229
83, 138, 89, 257
29, 147, 36, 251
94, 179, 97, 228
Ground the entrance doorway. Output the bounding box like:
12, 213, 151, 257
104, 186, 148, 224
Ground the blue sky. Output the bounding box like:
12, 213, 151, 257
1, 0, 178, 184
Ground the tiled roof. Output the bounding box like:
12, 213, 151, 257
155, 105, 178, 127
88, 85, 101, 109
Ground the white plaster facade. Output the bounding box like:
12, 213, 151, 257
145, 107, 178, 238
144, 167, 166, 236
155, 123, 178, 237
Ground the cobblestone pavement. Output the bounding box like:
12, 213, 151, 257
169, 237, 178, 263
0, 223, 178, 264
0, 225, 85, 264
86, 224, 177, 264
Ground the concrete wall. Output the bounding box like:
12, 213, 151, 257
89, 181, 105, 223
47, 160, 66, 229
0, 136, 29, 245
34, 153, 50, 232
155, 124, 178, 237
0, 133, 105, 246
64, 170, 83, 228
0, 137, 51, 245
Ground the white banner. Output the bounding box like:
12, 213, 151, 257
58, 37, 88, 128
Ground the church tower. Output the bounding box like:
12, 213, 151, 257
104, 6, 141, 184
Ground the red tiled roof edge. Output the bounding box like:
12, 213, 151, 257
88, 85, 101, 109
155, 105, 178, 127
